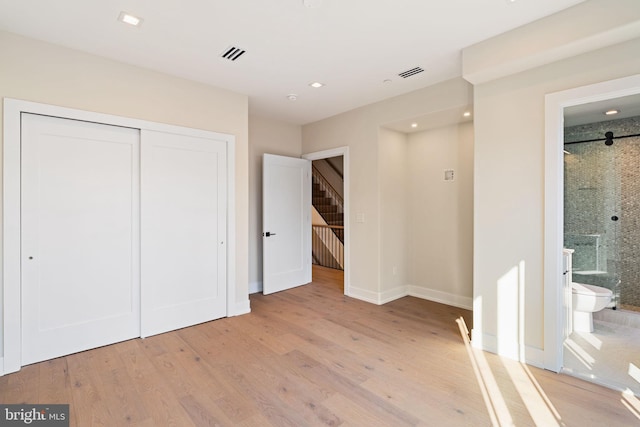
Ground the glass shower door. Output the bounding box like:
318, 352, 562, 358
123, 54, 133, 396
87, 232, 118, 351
564, 132, 621, 308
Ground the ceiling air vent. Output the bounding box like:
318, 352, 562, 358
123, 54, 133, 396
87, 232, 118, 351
220, 46, 246, 61
398, 67, 424, 78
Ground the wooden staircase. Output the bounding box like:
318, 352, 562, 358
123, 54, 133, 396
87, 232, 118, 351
311, 163, 344, 270
313, 183, 343, 228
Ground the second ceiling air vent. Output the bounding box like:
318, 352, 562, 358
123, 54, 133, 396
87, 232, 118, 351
398, 67, 424, 78
220, 46, 246, 61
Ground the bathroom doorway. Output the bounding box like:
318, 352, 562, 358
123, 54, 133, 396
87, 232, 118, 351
562, 96, 640, 395
563, 109, 624, 309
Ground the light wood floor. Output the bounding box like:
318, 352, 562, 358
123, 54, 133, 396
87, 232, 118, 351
2, 266, 639, 426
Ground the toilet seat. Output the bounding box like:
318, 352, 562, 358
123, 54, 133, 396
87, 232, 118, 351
572, 282, 612, 297
571, 282, 613, 333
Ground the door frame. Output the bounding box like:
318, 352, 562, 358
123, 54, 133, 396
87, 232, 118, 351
302, 147, 350, 296
543, 74, 640, 372
2, 98, 237, 375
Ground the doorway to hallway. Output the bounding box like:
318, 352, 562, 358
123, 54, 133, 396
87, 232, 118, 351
303, 147, 350, 296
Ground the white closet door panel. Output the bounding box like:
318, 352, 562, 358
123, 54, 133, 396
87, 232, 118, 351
141, 130, 227, 337
21, 113, 140, 365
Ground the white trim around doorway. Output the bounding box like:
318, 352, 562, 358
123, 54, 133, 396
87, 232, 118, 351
543, 74, 640, 372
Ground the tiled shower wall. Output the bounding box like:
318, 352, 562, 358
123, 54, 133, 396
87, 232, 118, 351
565, 116, 640, 308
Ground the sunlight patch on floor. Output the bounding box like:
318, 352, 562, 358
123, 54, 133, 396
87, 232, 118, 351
501, 359, 564, 426
576, 330, 602, 350
563, 338, 594, 370
629, 363, 640, 385
622, 389, 640, 420
456, 317, 511, 426
563, 320, 640, 396
457, 316, 566, 427
521, 363, 564, 423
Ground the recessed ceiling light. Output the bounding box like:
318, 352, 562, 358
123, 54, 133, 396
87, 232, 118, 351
411, 123, 418, 128
287, 94, 298, 101
463, 111, 471, 117
309, 82, 324, 88
383, 79, 392, 84
605, 109, 619, 115
118, 11, 143, 27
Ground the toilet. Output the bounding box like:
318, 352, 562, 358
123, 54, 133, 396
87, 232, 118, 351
572, 282, 613, 333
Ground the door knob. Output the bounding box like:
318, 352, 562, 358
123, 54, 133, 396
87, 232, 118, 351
265, 232, 276, 237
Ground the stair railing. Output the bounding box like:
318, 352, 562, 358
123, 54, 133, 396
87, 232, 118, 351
312, 224, 344, 270
312, 165, 343, 214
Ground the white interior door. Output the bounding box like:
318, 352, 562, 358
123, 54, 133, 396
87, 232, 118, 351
262, 154, 311, 294
21, 113, 140, 365
141, 130, 227, 337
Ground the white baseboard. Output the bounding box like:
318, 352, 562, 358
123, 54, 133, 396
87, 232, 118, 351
347, 286, 382, 305
471, 330, 520, 360
407, 285, 473, 310
471, 329, 545, 368
348, 283, 472, 310
472, 329, 503, 355
231, 300, 251, 316
0, 357, 4, 377
525, 346, 545, 369
380, 286, 409, 304
249, 280, 262, 294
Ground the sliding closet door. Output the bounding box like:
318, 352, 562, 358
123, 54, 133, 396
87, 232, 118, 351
141, 130, 227, 337
21, 113, 140, 365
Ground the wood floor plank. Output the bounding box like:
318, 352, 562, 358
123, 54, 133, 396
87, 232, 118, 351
213, 392, 260, 424
201, 327, 341, 426
244, 311, 371, 384
2, 265, 639, 426
117, 339, 162, 395
0, 374, 9, 403
323, 392, 409, 427
361, 374, 490, 425
239, 358, 343, 426
179, 392, 236, 426
88, 344, 150, 425
37, 357, 73, 405
136, 387, 194, 427
212, 360, 309, 427
282, 349, 420, 426
233, 413, 277, 427
5, 364, 39, 404
66, 350, 114, 426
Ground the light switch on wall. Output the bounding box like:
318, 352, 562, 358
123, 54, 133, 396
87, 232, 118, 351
356, 212, 365, 223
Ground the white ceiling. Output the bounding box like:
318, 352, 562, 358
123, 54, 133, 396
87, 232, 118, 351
0, 0, 587, 125
565, 93, 640, 127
